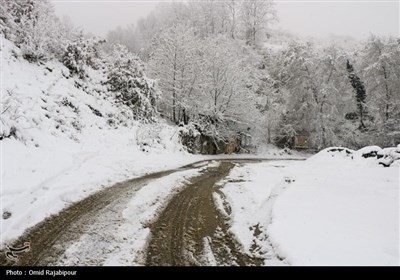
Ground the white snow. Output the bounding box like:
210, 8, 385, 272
378, 147, 397, 157
357, 145, 382, 155
256, 144, 309, 159
377, 146, 400, 167
109, 162, 218, 265
4, 33, 397, 266
215, 160, 294, 264
58, 165, 205, 266
217, 149, 399, 266
268, 151, 399, 265
0, 35, 202, 246
201, 237, 217, 266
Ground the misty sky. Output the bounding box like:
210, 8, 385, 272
53, 0, 399, 39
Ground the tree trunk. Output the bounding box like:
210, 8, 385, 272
172, 51, 177, 124
382, 65, 391, 122
267, 124, 271, 144
359, 103, 366, 129
231, 17, 235, 39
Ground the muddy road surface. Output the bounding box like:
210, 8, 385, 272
1, 158, 295, 266
146, 161, 263, 266
0, 163, 197, 266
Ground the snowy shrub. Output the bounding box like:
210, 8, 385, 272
106, 118, 116, 127
0, 125, 17, 141
134, 123, 164, 151
71, 120, 83, 132
274, 123, 297, 148
379, 147, 400, 167
62, 36, 105, 79
60, 98, 79, 114
315, 146, 400, 168
0, 89, 22, 140
0, 0, 34, 41
1, 0, 66, 62
107, 44, 159, 120
357, 146, 382, 158
62, 40, 86, 78
179, 123, 200, 139
178, 123, 201, 153
134, 122, 184, 152
0, 2, 13, 39
326, 147, 354, 158
87, 104, 103, 117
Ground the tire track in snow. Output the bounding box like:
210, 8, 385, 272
145, 162, 264, 266
0, 162, 201, 266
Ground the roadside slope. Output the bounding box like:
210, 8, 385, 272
1, 35, 198, 247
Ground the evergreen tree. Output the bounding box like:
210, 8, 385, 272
346, 59, 367, 129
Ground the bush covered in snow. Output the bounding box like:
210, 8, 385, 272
0, 34, 194, 246
1, 0, 68, 62
311, 145, 400, 167
357, 145, 382, 158
376, 147, 400, 167
0, 35, 178, 150
61, 35, 105, 79
107, 45, 159, 120
0, 0, 164, 154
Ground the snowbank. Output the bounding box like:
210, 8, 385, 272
217, 147, 399, 265
268, 148, 399, 265
357, 145, 382, 158
307, 147, 355, 163
215, 161, 294, 265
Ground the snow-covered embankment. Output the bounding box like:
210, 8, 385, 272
0, 36, 199, 246
216, 148, 399, 265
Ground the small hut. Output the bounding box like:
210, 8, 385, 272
293, 135, 309, 149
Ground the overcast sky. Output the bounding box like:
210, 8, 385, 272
53, 0, 399, 39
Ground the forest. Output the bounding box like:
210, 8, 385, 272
1, 0, 399, 153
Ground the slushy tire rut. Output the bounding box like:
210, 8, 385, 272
1, 159, 287, 266
146, 162, 263, 266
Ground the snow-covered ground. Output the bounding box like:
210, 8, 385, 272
1, 134, 202, 247
0, 35, 202, 246
56, 162, 217, 265
4, 31, 397, 266
217, 148, 399, 266
0, 35, 303, 251
214, 159, 299, 265
256, 144, 310, 159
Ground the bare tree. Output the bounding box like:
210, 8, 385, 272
240, 0, 277, 47
149, 24, 200, 124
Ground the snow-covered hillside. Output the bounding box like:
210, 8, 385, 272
0, 36, 199, 246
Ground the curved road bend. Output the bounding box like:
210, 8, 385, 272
0, 158, 302, 266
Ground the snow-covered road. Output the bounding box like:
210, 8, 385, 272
1, 158, 286, 266
0, 160, 208, 266
1, 152, 397, 266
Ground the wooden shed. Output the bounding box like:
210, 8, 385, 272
293, 135, 309, 149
